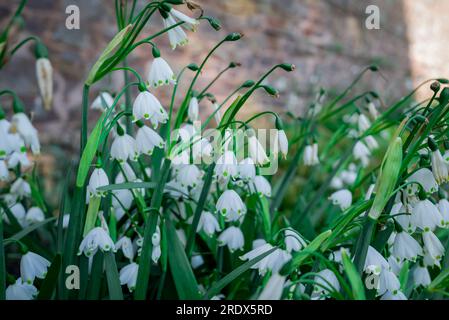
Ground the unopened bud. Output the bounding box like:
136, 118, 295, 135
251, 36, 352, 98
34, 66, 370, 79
430, 81, 440, 93
241, 80, 255, 88
279, 63, 295, 72
187, 63, 199, 71
224, 32, 243, 42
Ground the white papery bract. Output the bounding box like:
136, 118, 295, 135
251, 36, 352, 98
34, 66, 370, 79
329, 189, 352, 211
353, 141, 370, 167
115, 236, 134, 261
392, 231, 423, 262
6, 278, 37, 300
91, 91, 114, 111
422, 230, 444, 263
364, 246, 389, 275
430, 149, 449, 184
407, 168, 438, 195
248, 134, 269, 166
136, 125, 164, 155
20, 252, 51, 284
313, 269, 340, 297
411, 199, 443, 231
12, 113, 40, 155
188, 97, 199, 122
87, 168, 109, 197
216, 189, 247, 222
119, 262, 139, 291
249, 175, 272, 197
437, 199, 449, 227
218, 226, 244, 252
197, 211, 221, 236
110, 133, 138, 163
284, 229, 307, 253
132, 91, 167, 127
413, 266, 431, 287
148, 57, 176, 88
163, 14, 188, 49
258, 273, 286, 300
25, 207, 45, 225
78, 227, 116, 257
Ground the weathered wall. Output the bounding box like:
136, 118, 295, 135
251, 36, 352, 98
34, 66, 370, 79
0, 0, 444, 159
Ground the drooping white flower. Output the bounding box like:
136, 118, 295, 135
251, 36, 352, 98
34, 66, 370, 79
0, 159, 9, 181
429, 139, 449, 184
237, 158, 256, 182
216, 190, 247, 222
437, 198, 449, 227
132, 91, 168, 127
163, 14, 188, 49
380, 290, 407, 300
110, 132, 138, 163
169, 8, 199, 31
188, 97, 199, 122
329, 189, 352, 211
353, 141, 370, 167
423, 250, 441, 268
258, 273, 286, 300
20, 251, 51, 284
304, 144, 319, 166
6, 278, 37, 300
87, 168, 109, 198
218, 226, 244, 252
413, 265, 431, 288
240, 241, 291, 275
407, 168, 438, 195
422, 230, 444, 263
364, 135, 379, 151
91, 91, 114, 111
313, 269, 340, 297
11, 113, 40, 155
4, 202, 26, 226
36, 57, 53, 110
284, 229, 307, 253
367, 102, 379, 119
10, 178, 31, 199
364, 246, 389, 275
119, 262, 139, 291
388, 255, 403, 275
390, 202, 415, 234
249, 175, 272, 197
197, 211, 221, 236
191, 137, 213, 162
377, 268, 401, 296
112, 189, 134, 212
176, 164, 203, 189
135, 124, 165, 156
392, 231, 423, 262
115, 236, 134, 262
148, 57, 176, 88
115, 162, 137, 184
274, 130, 288, 159
78, 227, 116, 257
212, 102, 221, 125
358, 113, 371, 133
25, 207, 45, 225
247, 131, 269, 166
215, 151, 238, 182
411, 198, 444, 231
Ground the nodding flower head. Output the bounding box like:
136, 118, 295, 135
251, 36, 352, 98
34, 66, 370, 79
216, 189, 246, 222
148, 56, 176, 88
132, 91, 167, 128
78, 227, 116, 257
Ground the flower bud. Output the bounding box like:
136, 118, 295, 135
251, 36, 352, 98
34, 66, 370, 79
261, 85, 279, 97
165, 0, 184, 4
36, 57, 53, 110
279, 63, 295, 72
439, 87, 449, 105
438, 78, 449, 84
369, 65, 379, 72
228, 61, 241, 68
204, 16, 221, 31
187, 63, 199, 71
241, 80, 255, 88
224, 32, 243, 42
368, 136, 403, 220
431, 81, 441, 93
152, 46, 161, 58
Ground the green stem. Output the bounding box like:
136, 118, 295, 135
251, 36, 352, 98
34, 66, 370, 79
122, 60, 133, 134
0, 216, 5, 300
80, 84, 90, 156
353, 216, 376, 274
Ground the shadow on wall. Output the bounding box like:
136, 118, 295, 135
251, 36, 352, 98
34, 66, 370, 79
0, 0, 412, 195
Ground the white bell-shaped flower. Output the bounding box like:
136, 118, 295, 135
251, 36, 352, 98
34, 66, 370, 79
91, 91, 114, 111
284, 229, 307, 253
390, 201, 415, 234
218, 226, 244, 252
25, 207, 45, 225
329, 189, 352, 211
20, 251, 51, 284
163, 14, 188, 49
36, 57, 53, 110
411, 198, 443, 231
358, 113, 371, 133
392, 231, 422, 262
428, 138, 449, 184
437, 198, 449, 227
380, 290, 407, 300
119, 262, 139, 291
215, 151, 238, 182
407, 168, 438, 195
197, 211, 221, 236
135, 124, 165, 156
10, 178, 31, 199
247, 131, 269, 166
188, 97, 199, 122
377, 268, 401, 296
249, 175, 272, 197
258, 273, 286, 300
364, 246, 389, 275
132, 91, 167, 127
216, 189, 247, 222
115, 162, 137, 183
176, 164, 203, 189
115, 236, 134, 261
422, 230, 444, 263
237, 158, 256, 182
6, 278, 37, 300
413, 265, 431, 288
304, 144, 320, 166
11, 113, 40, 155
87, 168, 109, 198
148, 57, 176, 88
0, 160, 9, 181
353, 141, 370, 167
170, 8, 199, 31
110, 130, 138, 163
313, 269, 340, 297
78, 227, 116, 257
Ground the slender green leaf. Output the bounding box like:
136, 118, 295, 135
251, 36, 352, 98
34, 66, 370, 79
3, 217, 56, 246
37, 254, 62, 300
97, 181, 157, 192
341, 250, 366, 300
104, 252, 123, 300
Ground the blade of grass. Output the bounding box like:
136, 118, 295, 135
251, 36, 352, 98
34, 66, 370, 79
37, 254, 61, 300
341, 250, 366, 300
104, 251, 123, 300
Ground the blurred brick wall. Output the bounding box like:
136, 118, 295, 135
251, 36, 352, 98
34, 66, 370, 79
0, 0, 428, 160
